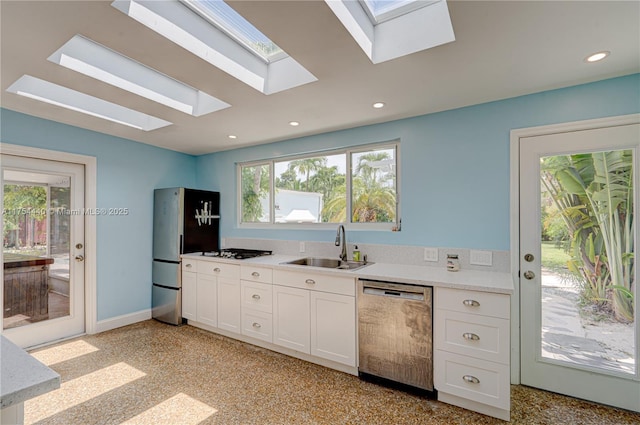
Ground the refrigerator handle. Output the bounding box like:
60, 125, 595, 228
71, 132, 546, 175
179, 234, 184, 255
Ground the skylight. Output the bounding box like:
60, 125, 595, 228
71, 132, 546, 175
6, 75, 172, 131
48, 35, 230, 117
325, 0, 455, 63
181, 0, 286, 63
361, 0, 439, 24
112, 0, 317, 95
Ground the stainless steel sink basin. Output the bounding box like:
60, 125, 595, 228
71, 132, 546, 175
283, 257, 372, 271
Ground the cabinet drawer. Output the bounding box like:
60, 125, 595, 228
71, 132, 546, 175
434, 350, 510, 410
241, 281, 273, 313
274, 270, 355, 296
241, 266, 273, 284
435, 309, 509, 364
182, 259, 197, 271
436, 287, 509, 319
197, 260, 240, 279
242, 310, 273, 343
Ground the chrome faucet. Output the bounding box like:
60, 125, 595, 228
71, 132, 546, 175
335, 225, 347, 261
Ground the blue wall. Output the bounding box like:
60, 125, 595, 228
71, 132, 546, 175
2, 74, 638, 322
1, 109, 196, 320
196, 74, 640, 251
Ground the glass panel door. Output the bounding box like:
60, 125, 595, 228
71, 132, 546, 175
2, 155, 85, 348
520, 123, 639, 412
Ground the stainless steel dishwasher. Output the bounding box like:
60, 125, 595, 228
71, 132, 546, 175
357, 279, 433, 391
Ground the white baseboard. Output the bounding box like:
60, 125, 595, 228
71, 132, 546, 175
95, 309, 151, 333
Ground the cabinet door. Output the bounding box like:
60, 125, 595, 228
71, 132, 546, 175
182, 271, 197, 321
273, 285, 310, 354
310, 291, 356, 366
217, 277, 241, 333
196, 274, 217, 327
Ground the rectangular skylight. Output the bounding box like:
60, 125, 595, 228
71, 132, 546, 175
326, 0, 454, 63
112, 0, 317, 95
48, 35, 230, 117
361, 0, 440, 23
6, 75, 172, 131
181, 0, 286, 63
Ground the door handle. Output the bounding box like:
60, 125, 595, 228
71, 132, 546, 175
75, 255, 85, 262
524, 270, 535, 280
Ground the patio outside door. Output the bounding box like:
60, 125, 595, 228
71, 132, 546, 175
1, 154, 85, 348
519, 121, 639, 412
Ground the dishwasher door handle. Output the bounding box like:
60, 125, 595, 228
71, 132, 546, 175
363, 286, 425, 301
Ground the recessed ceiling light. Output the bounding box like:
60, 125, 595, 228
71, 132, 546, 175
373, 102, 385, 109
228, 134, 237, 139
289, 121, 300, 126
585, 51, 610, 63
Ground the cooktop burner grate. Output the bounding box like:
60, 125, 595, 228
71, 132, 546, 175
201, 248, 272, 259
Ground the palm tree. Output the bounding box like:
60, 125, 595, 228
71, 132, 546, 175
542, 150, 634, 322
322, 153, 397, 223
288, 157, 326, 192
241, 165, 269, 222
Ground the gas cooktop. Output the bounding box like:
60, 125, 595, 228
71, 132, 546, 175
201, 248, 272, 259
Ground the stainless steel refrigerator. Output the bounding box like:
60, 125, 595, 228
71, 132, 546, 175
152, 188, 220, 325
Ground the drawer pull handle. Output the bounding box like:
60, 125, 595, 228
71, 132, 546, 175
462, 299, 480, 307
252, 271, 260, 277
252, 294, 261, 300
463, 375, 480, 384
252, 322, 261, 328
214, 267, 221, 272
305, 279, 316, 285
463, 333, 480, 341
185, 264, 193, 268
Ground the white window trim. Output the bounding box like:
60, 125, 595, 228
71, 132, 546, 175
237, 141, 400, 231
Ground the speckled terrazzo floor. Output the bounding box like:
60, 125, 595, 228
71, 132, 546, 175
25, 320, 640, 425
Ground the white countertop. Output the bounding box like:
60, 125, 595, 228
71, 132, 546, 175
1, 336, 60, 409
182, 253, 514, 294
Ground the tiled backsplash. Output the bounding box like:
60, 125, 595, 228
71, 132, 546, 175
223, 238, 510, 273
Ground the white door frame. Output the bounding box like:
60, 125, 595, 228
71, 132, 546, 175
0, 143, 97, 336
509, 113, 640, 384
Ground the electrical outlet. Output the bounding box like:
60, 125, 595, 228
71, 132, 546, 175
470, 250, 492, 266
221, 238, 226, 248
424, 247, 438, 262
299, 242, 305, 253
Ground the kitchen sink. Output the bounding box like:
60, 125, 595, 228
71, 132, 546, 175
283, 257, 372, 271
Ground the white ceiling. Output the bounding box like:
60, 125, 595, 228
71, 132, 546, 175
1, 1, 638, 155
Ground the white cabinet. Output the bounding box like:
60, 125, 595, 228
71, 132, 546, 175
434, 287, 511, 421
240, 266, 274, 342
310, 291, 356, 366
273, 269, 356, 367
217, 277, 240, 333
196, 274, 218, 327
181, 259, 240, 331
272, 284, 310, 353
182, 271, 197, 321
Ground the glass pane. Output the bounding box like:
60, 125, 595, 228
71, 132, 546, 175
351, 147, 397, 223
540, 150, 635, 375
3, 173, 71, 329
240, 164, 270, 223
183, 0, 285, 62
274, 154, 346, 223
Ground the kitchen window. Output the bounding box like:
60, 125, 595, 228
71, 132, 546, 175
238, 141, 399, 229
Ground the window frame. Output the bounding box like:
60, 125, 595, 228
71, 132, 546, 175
237, 140, 400, 231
